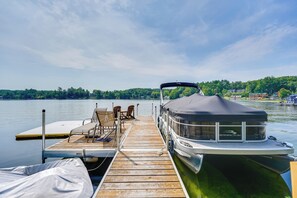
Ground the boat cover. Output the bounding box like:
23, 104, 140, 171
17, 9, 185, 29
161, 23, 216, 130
0, 158, 93, 198
163, 94, 267, 122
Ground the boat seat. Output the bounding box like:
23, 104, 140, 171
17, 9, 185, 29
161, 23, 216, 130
68, 122, 97, 143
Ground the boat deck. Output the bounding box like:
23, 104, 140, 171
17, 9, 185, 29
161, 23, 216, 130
94, 116, 188, 197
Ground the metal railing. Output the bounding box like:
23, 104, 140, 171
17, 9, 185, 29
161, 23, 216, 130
42, 109, 46, 163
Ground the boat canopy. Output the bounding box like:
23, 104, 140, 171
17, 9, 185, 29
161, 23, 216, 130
163, 94, 267, 122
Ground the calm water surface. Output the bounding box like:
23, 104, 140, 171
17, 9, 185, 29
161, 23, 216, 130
0, 100, 158, 167
0, 99, 296, 168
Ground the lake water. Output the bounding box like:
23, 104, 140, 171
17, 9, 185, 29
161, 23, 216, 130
0, 99, 296, 168
0, 100, 158, 168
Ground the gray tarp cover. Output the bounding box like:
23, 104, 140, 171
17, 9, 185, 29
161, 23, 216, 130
164, 94, 267, 122
0, 158, 93, 198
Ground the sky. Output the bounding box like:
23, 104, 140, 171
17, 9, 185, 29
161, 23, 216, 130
0, 0, 297, 91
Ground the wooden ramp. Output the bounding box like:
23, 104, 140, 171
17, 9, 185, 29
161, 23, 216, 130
94, 116, 188, 198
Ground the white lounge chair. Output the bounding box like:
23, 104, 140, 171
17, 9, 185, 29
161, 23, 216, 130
68, 108, 107, 143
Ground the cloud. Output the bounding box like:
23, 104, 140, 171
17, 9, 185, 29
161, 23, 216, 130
193, 25, 297, 78
6, 1, 192, 79
181, 18, 209, 45
222, 63, 297, 82
1, 0, 297, 90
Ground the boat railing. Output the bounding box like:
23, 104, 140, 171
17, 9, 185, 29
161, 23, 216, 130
160, 112, 266, 142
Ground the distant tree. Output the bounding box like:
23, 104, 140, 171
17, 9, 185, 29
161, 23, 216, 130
278, 88, 291, 99
169, 89, 179, 99
1, 76, 297, 100
151, 91, 160, 99
182, 87, 196, 96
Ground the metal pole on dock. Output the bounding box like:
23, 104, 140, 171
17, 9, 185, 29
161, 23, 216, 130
166, 110, 169, 151
117, 111, 121, 151
42, 109, 46, 163
136, 103, 139, 117
154, 106, 157, 123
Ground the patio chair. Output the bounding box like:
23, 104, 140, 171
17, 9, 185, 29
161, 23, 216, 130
68, 108, 107, 143
121, 105, 135, 120
113, 105, 125, 128
96, 111, 117, 141
113, 106, 121, 119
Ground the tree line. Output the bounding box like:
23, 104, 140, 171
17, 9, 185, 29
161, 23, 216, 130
0, 76, 296, 100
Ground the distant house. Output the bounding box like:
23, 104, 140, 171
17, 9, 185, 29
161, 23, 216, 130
249, 93, 268, 100
228, 89, 245, 93
229, 89, 245, 99
286, 94, 297, 104
230, 95, 241, 100
270, 93, 279, 100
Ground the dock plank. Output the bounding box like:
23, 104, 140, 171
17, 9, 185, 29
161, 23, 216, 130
110, 164, 174, 169
112, 160, 172, 165
107, 169, 176, 176
97, 189, 185, 198
115, 157, 170, 161
100, 182, 182, 189
117, 153, 168, 157
104, 175, 179, 183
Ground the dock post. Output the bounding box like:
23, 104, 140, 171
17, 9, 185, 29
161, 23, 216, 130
96, 103, 98, 108
155, 106, 157, 123
136, 103, 139, 117
117, 111, 121, 151
166, 110, 169, 151
42, 109, 46, 163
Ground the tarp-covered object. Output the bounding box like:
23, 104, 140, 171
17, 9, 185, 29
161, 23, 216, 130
163, 94, 267, 122
0, 158, 93, 198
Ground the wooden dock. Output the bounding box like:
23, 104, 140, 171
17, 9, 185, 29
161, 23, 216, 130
94, 116, 188, 197
291, 161, 297, 198
43, 122, 132, 158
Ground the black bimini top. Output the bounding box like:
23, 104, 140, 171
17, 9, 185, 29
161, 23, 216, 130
163, 94, 267, 122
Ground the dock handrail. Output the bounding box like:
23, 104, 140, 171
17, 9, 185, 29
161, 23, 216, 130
154, 105, 157, 123
117, 111, 121, 151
